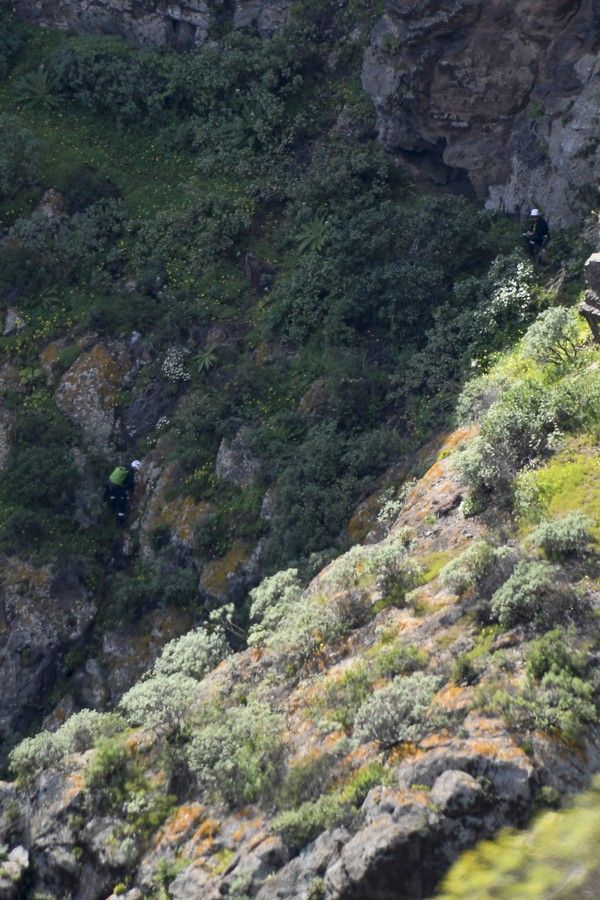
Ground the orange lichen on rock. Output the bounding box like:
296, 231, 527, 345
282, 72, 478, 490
157, 804, 206, 847
435, 683, 473, 711
387, 743, 421, 765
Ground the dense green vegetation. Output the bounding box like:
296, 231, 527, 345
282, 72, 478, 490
0, 6, 554, 588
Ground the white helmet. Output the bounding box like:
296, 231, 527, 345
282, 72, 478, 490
130, 460, 142, 470
530, 208, 540, 217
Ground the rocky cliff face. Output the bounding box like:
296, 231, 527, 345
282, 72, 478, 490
8, 0, 291, 49
362, 0, 600, 223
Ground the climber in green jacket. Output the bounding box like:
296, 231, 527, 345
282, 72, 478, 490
104, 460, 142, 524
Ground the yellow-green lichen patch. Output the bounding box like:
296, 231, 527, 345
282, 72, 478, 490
416, 549, 459, 585
200, 540, 250, 599
516, 439, 600, 543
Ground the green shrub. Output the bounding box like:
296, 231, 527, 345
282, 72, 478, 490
451, 654, 478, 686
273, 763, 389, 850
489, 560, 582, 630
247, 568, 303, 646
439, 542, 495, 596
272, 793, 349, 851
454, 371, 511, 426
455, 381, 558, 496
276, 751, 340, 810
119, 674, 199, 732
266, 580, 371, 671
484, 670, 596, 742
84, 737, 129, 809
154, 626, 231, 680
311, 665, 371, 731
8, 732, 61, 780
371, 641, 427, 679
9, 711, 125, 779
12, 66, 60, 109
0, 115, 43, 198
186, 698, 284, 806
529, 512, 592, 561
521, 306, 580, 367
54, 709, 126, 754
525, 628, 587, 680
0, 13, 25, 80
353, 672, 441, 748
48, 36, 185, 125
9, 198, 125, 285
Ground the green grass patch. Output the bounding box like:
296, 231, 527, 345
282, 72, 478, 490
516, 440, 600, 543
416, 549, 457, 585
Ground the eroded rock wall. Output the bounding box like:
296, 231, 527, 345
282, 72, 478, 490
363, 0, 600, 223
6, 0, 291, 48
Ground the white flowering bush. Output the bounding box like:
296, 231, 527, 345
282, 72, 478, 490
9, 710, 125, 779
186, 698, 284, 805
119, 673, 199, 732
522, 307, 580, 367
473, 256, 535, 331
154, 626, 231, 680
247, 568, 303, 646
161, 347, 191, 382
353, 672, 441, 748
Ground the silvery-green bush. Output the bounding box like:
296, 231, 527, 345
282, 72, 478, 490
247, 568, 303, 647
529, 512, 592, 561
439, 541, 495, 596
354, 672, 441, 748
154, 626, 231, 680
490, 560, 581, 630
119, 673, 199, 732
186, 698, 284, 805
9, 710, 125, 778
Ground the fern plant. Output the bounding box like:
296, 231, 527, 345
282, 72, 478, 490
195, 348, 218, 373
296, 214, 328, 254
12, 67, 60, 109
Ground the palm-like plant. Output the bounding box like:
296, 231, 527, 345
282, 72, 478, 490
12, 67, 60, 109
195, 348, 218, 374
296, 214, 328, 254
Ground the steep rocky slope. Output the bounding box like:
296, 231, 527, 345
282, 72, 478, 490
3, 400, 600, 898
1, 3, 600, 898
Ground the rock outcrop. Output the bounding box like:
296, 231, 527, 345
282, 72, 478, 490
10, 0, 292, 48
54, 342, 130, 453
0, 558, 96, 740
362, 0, 600, 223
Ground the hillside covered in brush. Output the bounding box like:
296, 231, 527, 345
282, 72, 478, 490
1, 1, 600, 898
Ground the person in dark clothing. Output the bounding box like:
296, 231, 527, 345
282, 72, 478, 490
522, 209, 549, 259
104, 460, 142, 525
